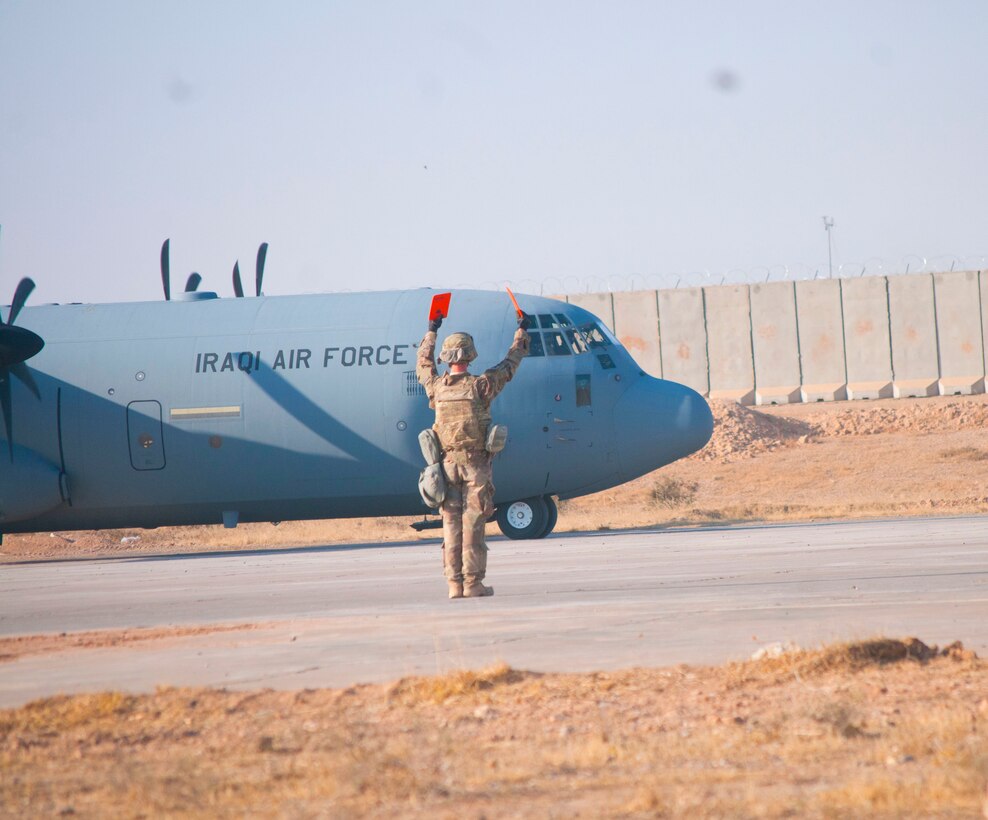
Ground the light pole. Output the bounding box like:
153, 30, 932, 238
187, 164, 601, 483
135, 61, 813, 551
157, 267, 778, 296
822, 216, 834, 278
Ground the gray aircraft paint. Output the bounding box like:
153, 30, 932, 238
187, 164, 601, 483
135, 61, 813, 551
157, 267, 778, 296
0, 289, 713, 533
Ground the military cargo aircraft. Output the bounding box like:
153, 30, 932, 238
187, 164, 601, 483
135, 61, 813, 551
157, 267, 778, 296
0, 240, 713, 541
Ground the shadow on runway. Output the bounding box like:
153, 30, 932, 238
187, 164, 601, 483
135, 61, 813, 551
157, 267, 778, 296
6, 513, 982, 568
6, 537, 442, 567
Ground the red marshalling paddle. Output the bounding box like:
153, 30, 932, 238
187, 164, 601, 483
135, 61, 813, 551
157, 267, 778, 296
505, 286, 524, 320
428, 292, 451, 322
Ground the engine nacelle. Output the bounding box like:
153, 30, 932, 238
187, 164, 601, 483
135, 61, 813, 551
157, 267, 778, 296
0, 445, 64, 524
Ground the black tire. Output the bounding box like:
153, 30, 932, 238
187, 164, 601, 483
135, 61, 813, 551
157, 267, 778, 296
496, 496, 549, 540
538, 495, 558, 538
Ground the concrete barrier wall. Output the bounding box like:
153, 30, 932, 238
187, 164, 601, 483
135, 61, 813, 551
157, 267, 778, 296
934, 271, 984, 395
657, 287, 708, 394
704, 285, 755, 404
749, 281, 801, 405
981, 271, 988, 390
840, 276, 893, 400
611, 291, 662, 377
794, 279, 847, 401
561, 267, 988, 404
888, 274, 940, 398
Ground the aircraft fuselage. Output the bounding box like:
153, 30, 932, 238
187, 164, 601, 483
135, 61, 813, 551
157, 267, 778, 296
0, 289, 713, 533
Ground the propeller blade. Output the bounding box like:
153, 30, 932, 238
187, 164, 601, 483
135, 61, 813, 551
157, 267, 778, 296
7, 278, 35, 326
255, 242, 268, 297
233, 261, 244, 298
0, 372, 12, 462
10, 362, 40, 400
185, 272, 202, 293
161, 239, 171, 301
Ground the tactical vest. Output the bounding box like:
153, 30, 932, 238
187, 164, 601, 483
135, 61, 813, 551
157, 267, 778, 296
433, 374, 491, 452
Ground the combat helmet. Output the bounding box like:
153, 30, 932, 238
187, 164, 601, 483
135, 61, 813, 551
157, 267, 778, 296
439, 332, 478, 364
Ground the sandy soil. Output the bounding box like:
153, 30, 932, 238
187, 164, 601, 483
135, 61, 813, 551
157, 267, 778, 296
2, 638, 985, 818
4, 393, 987, 563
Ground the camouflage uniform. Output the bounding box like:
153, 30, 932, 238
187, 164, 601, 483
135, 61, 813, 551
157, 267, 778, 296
417, 326, 529, 596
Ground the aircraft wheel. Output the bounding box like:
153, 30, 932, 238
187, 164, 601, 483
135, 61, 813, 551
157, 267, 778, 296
538, 495, 558, 538
496, 497, 548, 540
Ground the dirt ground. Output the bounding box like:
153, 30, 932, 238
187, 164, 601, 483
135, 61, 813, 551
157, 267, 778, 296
3, 393, 987, 562
4, 395, 988, 816
2, 638, 985, 818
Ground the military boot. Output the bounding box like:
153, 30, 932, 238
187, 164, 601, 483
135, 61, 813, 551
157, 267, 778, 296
463, 580, 494, 597
448, 579, 464, 599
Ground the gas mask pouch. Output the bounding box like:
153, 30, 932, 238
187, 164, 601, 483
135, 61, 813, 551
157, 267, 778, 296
485, 424, 508, 454
418, 462, 447, 508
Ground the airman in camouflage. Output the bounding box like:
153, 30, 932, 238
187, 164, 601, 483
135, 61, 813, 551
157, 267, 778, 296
417, 314, 529, 599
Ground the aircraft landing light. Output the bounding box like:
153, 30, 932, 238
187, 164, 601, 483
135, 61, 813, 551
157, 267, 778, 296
170, 406, 242, 421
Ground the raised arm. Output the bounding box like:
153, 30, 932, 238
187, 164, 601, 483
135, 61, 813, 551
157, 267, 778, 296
477, 322, 530, 403
416, 316, 443, 403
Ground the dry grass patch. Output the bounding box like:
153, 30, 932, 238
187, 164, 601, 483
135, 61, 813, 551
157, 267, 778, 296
649, 477, 700, 508
387, 661, 534, 705
941, 446, 988, 461
3, 691, 137, 735
2, 638, 985, 818
728, 636, 977, 687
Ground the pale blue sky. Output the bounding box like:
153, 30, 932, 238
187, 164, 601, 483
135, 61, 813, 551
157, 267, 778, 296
1, 1, 986, 304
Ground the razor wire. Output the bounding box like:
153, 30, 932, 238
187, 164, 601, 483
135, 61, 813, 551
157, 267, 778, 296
449, 253, 988, 296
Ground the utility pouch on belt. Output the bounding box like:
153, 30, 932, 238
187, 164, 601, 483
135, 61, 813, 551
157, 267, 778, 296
485, 424, 508, 454
418, 463, 446, 508
418, 429, 443, 465
417, 429, 447, 508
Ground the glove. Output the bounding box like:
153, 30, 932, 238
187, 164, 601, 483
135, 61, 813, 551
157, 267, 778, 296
429, 316, 443, 332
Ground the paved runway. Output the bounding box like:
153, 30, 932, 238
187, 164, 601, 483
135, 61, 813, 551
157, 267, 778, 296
1, 516, 986, 707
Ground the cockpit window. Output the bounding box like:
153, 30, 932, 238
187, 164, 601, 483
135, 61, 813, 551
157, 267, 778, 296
526, 316, 611, 358
578, 322, 610, 349
543, 330, 572, 356
565, 329, 588, 355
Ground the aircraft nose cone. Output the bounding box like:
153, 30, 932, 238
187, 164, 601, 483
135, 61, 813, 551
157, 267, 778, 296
613, 376, 713, 480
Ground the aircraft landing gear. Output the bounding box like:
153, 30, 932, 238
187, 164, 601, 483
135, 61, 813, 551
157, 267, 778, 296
542, 495, 558, 538
496, 495, 557, 540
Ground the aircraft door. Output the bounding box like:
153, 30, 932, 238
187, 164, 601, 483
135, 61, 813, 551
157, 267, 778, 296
127, 400, 166, 470
541, 371, 595, 478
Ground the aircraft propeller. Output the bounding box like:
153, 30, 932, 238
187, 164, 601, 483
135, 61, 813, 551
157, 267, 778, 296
0, 276, 44, 462
232, 242, 268, 297
161, 238, 269, 300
